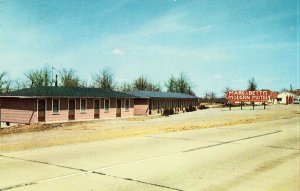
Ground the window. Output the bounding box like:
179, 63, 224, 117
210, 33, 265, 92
52, 99, 60, 114
125, 99, 130, 111
80, 99, 87, 112
104, 99, 110, 112
94, 99, 100, 110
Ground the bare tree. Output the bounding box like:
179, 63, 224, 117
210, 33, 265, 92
247, 77, 257, 91
118, 82, 133, 92
14, 78, 27, 90
204, 92, 210, 102
209, 91, 216, 105
24, 66, 52, 87
0, 71, 15, 93
0, 71, 7, 92
147, 83, 161, 91
165, 72, 195, 95
176, 73, 190, 93
3, 80, 13, 93
165, 75, 177, 92
223, 86, 233, 97
133, 75, 149, 90
59, 69, 82, 87
132, 75, 161, 91
92, 67, 116, 90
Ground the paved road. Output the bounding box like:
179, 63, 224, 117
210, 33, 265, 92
0, 117, 299, 191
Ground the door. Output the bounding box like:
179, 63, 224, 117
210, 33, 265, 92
69, 99, 75, 120
157, 100, 160, 114
148, 100, 152, 115
94, 99, 100, 119
38, 99, 46, 122
116, 99, 121, 117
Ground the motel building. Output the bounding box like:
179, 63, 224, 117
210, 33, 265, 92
0, 87, 199, 125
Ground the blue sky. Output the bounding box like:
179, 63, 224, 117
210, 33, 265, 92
0, 0, 299, 96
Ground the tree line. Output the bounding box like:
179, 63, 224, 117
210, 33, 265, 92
0, 66, 195, 95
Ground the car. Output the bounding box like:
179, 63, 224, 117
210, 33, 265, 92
293, 99, 300, 104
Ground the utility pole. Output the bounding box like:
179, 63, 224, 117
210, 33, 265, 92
55, 75, 58, 87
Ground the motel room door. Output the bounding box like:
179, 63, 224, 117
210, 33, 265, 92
116, 99, 121, 117
94, 99, 100, 119
38, 99, 46, 122
69, 99, 75, 120
148, 100, 153, 115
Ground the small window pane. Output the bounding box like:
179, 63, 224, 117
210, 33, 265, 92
94, 100, 99, 109
125, 99, 130, 111
105, 99, 109, 111
81, 99, 86, 112
53, 99, 59, 113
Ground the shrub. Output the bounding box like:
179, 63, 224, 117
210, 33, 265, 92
189, 105, 196, 112
162, 108, 175, 116
169, 108, 174, 115
198, 104, 208, 110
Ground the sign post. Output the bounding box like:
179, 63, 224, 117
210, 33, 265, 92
225, 91, 270, 110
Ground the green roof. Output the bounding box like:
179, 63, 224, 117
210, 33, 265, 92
0, 86, 134, 98
126, 90, 199, 99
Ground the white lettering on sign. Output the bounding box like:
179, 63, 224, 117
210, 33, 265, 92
225, 91, 270, 103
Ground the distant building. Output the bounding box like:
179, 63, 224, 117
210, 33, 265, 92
126, 90, 199, 115
277, 92, 296, 104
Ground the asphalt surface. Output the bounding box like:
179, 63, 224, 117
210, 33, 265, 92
0, 117, 299, 191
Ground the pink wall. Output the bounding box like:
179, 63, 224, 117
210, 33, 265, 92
0, 97, 136, 124
134, 98, 149, 116
0, 98, 37, 124
45, 98, 69, 122
120, 98, 135, 118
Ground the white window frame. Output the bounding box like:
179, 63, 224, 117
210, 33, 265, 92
80, 99, 87, 113
52, 98, 60, 114
104, 99, 110, 112
125, 99, 130, 111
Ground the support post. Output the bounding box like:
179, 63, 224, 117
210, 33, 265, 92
252, 102, 255, 110
264, 103, 266, 109
229, 103, 231, 111
240, 102, 243, 110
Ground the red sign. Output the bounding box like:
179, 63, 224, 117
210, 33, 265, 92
225, 91, 270, 103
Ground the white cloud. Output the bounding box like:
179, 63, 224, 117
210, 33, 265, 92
111, 48, 125, 56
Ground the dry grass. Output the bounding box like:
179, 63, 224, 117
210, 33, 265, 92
0, 104, 299, 152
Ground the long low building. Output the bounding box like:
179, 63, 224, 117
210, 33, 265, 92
126, 90, 199, 115
0, 87, 199, 124
0, 87, 135, 124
